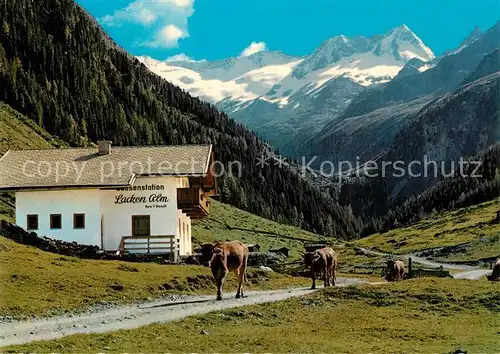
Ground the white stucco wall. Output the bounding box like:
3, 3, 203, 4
99, 176, 191, 253
15, 176, 193, 255
16, 189, 101, 246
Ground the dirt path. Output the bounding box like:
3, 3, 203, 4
356, 247, 488, 279
452, 269, 492, 280
0, 277, 373, 347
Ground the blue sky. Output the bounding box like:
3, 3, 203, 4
77, 0, 499, 61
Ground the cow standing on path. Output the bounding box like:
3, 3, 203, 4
309, 247, 337, 290
385, 260, 405, 281
209, 241, 249, 301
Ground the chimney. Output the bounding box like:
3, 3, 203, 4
98, 140, 112, 155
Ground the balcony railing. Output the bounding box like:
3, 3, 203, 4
177, 187, 210, 219
118, 235, 177, 261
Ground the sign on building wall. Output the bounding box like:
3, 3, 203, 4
113, 184, 170, 209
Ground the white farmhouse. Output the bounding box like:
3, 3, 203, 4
0, 142, 217, 259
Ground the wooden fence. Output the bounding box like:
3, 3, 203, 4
268, 260, 304, 275
406, 258, 451, 278
377, 257, 452, 279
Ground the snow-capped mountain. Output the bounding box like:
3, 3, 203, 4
304, 23, 499, 166
373, 25, 434, 62
291, 35, 373, 79
167, 51, 299, 80
263, 25, 435, 106
292, 25, 434, 80
139, 24, 434, 110
138, 24, 436, 156
137, 51, 301, 104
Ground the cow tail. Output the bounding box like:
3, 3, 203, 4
335, 260, 338, 282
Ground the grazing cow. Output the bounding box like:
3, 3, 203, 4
309, 247, 337, 290
209, 241, 249, 300
487, 259, 500, 281
386, 260, 405, 281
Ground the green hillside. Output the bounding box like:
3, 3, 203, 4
354, 199, 500, 260
0, 102, 65, 154
193, 200, 329, 260
338, 199, 499, 272
0, 103, 67, 222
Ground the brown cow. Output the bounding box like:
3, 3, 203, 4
386, 260, 405, 281
209, 241, 249, 300
309, 247, 337, 290
487, 259, 500, 281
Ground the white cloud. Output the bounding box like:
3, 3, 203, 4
101, 0, 194, 48
165, 53, 195, 62
145, 24, 187, 48
240, 41, 267, 57
101, 0, 193, 26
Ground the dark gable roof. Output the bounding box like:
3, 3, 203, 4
0, 145, 212, 190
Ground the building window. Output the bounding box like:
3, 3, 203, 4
50, 214, 62, 229
73, 214, 85, 229
26, 214, 38, 230
132, 215, 150, 237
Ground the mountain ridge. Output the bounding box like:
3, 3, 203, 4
339, 21, 500, 119
381, 71, 500, 204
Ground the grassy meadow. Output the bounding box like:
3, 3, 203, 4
0, 236, 309, 319
5, 278, 499, 353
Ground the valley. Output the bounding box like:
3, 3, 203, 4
0, 190, 497, 319
138, 18, 500, 225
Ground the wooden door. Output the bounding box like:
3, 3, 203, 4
132, 215, 151, 237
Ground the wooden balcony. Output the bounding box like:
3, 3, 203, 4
177, 187, 210, 219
